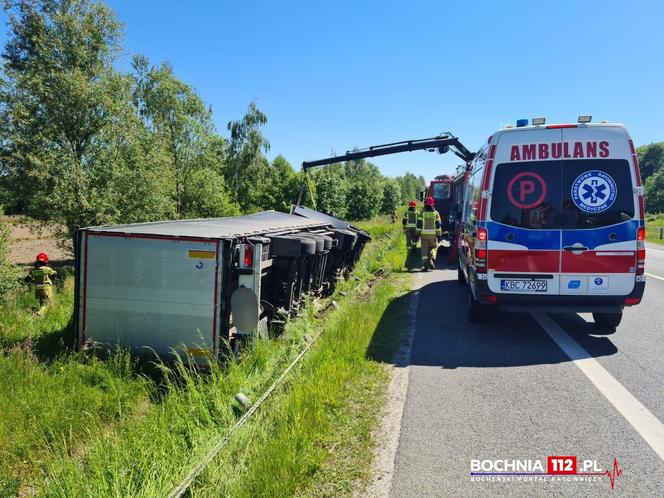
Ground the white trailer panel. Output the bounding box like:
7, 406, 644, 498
80, 233, 220, 360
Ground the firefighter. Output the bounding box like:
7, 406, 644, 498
402, 200, 419, 252
417, 196, 442, 271
25, 252, 57, 315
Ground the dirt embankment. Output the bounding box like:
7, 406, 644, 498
2, 216, 71, 266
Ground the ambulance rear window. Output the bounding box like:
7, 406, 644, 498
490, 161, 561, 230
490, 159, 635, 229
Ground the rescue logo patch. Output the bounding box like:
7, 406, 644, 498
571, 170, 617, 213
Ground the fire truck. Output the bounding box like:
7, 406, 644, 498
426, 174, 458, 241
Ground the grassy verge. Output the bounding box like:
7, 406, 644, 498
0, 215, 410, 496
0, 276, 151, 496
646, 213, 664, 245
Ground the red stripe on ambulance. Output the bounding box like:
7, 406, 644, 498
561, 251, 636, 273
488, 250, 560, 272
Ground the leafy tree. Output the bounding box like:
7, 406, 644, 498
346, 179, 382, 220
395, 172, 427, 203
256, 155, 301, 212
0, 0, 129, 242
645, 168, 664, 213
131, 56, 219, 217
381, 179, 401, 214
226, 101, 270, 211
181, 168, 240, 218
311, 166, 348, 218
637, 142, 664, 183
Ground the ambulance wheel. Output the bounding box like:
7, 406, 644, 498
592, 312, 622, 330
457, 265, 466, 286
467, 287, 487, 322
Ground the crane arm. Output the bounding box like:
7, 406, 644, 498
295, 133, 475, 206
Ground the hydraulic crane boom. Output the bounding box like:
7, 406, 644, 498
295, 132, 475, 206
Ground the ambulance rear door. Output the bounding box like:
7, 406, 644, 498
559, 126, 637, 296
486, 127, 564, 296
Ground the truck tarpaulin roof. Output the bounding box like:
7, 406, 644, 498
84, 210, 330, 239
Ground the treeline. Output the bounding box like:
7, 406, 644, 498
0, 0, 425, 250
639, 142, 664, 213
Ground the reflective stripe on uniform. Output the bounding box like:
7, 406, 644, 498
403, 210, 418, 228
420, 212, 439, 235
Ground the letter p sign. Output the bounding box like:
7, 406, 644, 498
519, 180, 535, 202
507, 171, 547, 209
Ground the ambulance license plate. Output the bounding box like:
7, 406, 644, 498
500, 279, 548, 292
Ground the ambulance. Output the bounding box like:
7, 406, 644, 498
458, 117, 646, 327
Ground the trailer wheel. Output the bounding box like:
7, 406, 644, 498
593, 312, 622, 330
300, 233, 325, 253
269, 235, 301, 257
292, 236, 316, 255
467, 286, 487, 322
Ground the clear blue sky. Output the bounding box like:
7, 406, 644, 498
3, 1, 664, 181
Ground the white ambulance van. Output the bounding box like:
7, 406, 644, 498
458, 117, 646, 327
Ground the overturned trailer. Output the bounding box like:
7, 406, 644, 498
73, 209, 369, 362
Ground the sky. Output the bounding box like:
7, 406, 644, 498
2, 0, 664, 181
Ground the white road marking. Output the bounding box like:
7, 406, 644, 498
647, 246, 664, 254
645, 272, 664, 282
533, 313, 664, 461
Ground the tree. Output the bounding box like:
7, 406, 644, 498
0, 0, 129, 242
131, 56, 220, 217
637, 142, 664, 183
256, 155, 300, 212
311, 166, 348, 218
181, 168, 240, 218
225, 101, 270, 211
381, 179, 401, 214
346, 179, 382, 220
645, 168, 664, 213
395, 172, 427, 203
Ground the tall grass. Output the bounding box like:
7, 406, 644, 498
0, 278, 150, 496
645, 213, 664, 245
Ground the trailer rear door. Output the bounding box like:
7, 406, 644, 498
80, 233, 220, 360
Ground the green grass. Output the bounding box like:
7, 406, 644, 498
646, 213, 664, 245
0, 277, 151, 497
0, 216, 410, 497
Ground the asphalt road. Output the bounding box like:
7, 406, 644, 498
389, 243, 664, 497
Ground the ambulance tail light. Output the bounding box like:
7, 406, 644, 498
624, 297, 641, 306
636, 226, 646, 276
485, 294, 498, 304
478, 145, 496, 220
243, 244, 254, 268
546, 124, 577, 129
475, 227, 488, 271
629, 139, 645, 219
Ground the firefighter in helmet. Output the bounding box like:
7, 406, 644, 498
402, 200, 419, 252
417, 197, 442, 271
25, 252, 57, 315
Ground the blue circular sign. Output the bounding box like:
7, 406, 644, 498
571, 170, 617, 213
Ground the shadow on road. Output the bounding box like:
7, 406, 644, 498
366, 269, 618, 369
